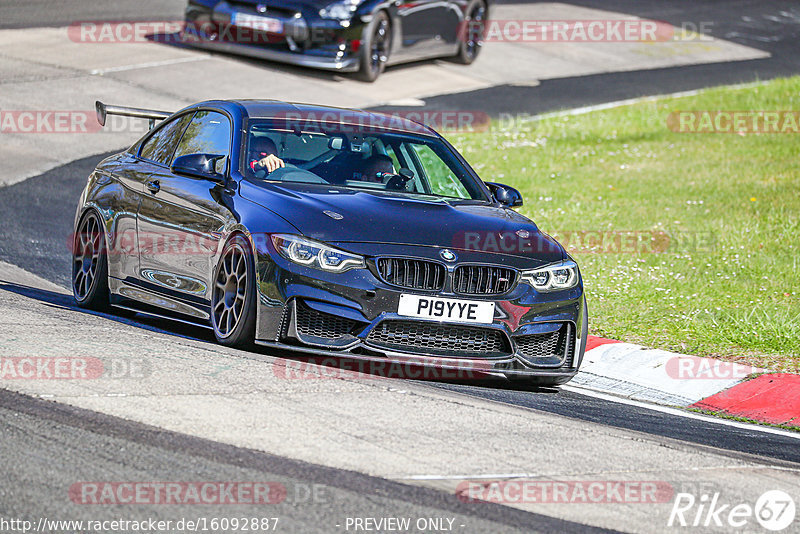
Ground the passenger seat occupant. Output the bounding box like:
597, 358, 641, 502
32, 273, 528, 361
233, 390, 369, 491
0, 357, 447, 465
249, 137, 285, 175
356, 154, 395, 183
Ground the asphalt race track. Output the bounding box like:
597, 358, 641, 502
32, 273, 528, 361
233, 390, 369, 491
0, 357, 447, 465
0, 0, 186, 30
2, 388, 599, 534
1, 1, 800, 532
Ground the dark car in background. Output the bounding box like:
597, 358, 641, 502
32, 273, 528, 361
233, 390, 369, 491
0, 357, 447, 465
184, 0, 489, 81
75, 99, 587, 386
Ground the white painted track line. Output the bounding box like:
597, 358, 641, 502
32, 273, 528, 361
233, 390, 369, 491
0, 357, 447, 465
563, 384, 800, 440
90, 55, 210, 75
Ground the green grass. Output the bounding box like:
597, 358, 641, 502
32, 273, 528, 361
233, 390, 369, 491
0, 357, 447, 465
687, 408, 800, 432
449, 77, 800, 372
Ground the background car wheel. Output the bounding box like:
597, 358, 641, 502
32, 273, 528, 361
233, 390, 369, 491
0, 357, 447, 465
211, 234, 257, 348
356, 11, 391, 82
453, 0, 487, 65
72, 210, 110, 310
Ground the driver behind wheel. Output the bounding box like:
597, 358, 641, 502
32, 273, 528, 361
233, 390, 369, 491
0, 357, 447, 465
248, 136, 285, 175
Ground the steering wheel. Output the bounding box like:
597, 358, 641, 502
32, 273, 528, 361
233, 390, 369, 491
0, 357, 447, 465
263, 166, 328, 184
253, 162, 298, 179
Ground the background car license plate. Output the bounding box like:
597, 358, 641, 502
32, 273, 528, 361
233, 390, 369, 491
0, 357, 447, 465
233, 12, 284, 34
398, 294, 495, 324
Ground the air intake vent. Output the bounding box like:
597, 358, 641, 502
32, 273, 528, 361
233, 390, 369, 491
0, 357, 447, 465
367, 320, 510, 357
453, 265, 516, 295
295, 301, 358, 341
514, 323, 574, 367
377, 258, 446, 291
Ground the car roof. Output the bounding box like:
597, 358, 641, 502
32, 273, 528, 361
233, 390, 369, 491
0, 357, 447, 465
227, 99, 439, 138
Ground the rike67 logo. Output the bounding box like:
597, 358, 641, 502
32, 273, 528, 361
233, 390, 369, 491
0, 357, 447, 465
669, 490, 796, 531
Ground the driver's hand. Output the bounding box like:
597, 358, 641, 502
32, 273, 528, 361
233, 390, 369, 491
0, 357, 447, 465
257, 154, 285, 173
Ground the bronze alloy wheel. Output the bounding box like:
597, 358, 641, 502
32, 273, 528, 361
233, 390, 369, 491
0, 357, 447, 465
211, 235, 256, 346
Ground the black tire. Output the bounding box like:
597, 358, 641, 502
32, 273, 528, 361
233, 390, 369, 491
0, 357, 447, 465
211, 234, 257, 348
72, 210, 110, 310
355, 11, 392, 82
453, 0, 487, 65
507, 296, 588, 388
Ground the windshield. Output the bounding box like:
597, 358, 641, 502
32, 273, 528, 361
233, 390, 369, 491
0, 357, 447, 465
242, 119, 488, 201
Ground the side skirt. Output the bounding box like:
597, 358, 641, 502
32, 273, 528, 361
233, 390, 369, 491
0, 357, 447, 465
109, 276, 212, 328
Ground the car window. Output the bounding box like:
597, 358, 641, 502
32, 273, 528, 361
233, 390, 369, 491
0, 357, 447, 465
280, 133, 330, 161
384, 144, 402, 171
384, 144, 425, 194
138, 114, 193, 165
173, 111, 232, 173
243, 120, 488, 201
408, 143, 470, 199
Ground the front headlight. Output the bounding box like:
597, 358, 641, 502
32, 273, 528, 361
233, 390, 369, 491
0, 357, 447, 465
520, 261, 579, 291
319, 0, 360, 20
271, 234, 365, 273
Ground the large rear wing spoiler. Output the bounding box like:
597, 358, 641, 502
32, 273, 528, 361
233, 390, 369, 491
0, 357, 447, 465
95, 100, 171, 130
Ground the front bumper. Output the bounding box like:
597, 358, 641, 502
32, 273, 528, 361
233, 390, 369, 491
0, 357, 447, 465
255, 340, 581, 382
252, 240, 587, 380
185, 1, 363, 72
187, 39, 361, 72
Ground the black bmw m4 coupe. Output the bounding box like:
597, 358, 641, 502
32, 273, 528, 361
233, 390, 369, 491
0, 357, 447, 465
74, 100, 587, 386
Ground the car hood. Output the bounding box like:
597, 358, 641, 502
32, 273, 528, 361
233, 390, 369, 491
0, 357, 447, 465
241, 181, 566, 262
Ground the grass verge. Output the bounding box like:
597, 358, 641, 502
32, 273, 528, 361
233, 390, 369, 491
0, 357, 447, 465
687, 408, 800, 433
450, 77, 800, 371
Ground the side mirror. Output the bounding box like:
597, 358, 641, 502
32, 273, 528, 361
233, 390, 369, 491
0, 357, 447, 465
386, 168, 415, 190
398, 168, 414, 181
171, 154, 226, 183
485, 182, 523, 208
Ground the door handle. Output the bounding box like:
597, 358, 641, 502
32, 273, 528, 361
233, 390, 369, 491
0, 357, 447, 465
146, 180, 160, 194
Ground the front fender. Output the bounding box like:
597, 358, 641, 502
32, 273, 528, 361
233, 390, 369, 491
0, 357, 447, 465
222, 190, 305, 339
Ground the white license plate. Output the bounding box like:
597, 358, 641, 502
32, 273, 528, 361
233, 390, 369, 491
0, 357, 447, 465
233, 12, 284, 34
398, 294, 495, 325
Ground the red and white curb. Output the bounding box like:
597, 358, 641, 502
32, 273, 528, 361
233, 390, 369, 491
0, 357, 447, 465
573, 336, 800, 427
